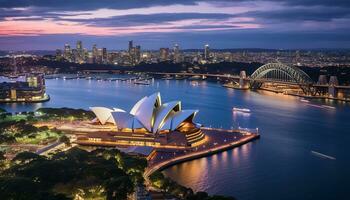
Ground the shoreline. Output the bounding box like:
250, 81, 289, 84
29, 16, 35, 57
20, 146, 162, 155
0, 95, 50, 103
255, 88, 350, 102
145, 132, 260, 178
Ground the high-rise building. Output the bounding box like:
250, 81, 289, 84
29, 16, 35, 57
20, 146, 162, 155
97, 48, 103, 64
173, 44, 181, 63
76, 41, 82, 52
160, 48, 169, 61
128, 40, 133, 54
87, 52, 93, 64
135, 45, 141, 64
102, 48, 108, 64
204, 44, 210, 60
82, 48, 88, 62
72, 49, 79, 63
76, 41, 83, 62
92, 44, 98, 63
128, 40, 135, 65
64, 44, 71, 61
55, 49, 62, 61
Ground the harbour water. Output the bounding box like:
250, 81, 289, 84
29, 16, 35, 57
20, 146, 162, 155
1, 77, 349, 200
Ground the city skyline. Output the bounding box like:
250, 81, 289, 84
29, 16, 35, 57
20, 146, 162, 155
0, 0, 350, 50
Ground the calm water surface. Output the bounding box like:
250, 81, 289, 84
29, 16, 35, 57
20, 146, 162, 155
1, 77, 349, 200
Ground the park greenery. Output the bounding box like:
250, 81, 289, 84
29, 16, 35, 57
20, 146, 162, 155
0, 119, 62, 145
0, 107, 94, 145
35, 107, 95, 121
0, 107, 238, 199
0, 147, 147, 200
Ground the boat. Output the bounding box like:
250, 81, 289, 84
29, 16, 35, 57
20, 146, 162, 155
162, 75, 173, 80
300, 99, 310, 103
7, 75, 20, 79
188, 75, 201, 80
175, 75, 186, 80
190, 81, 199, 86
232, 107, 251, 113
134, 80, 150, 85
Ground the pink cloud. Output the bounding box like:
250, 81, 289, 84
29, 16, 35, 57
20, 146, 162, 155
0, 18, 261, 36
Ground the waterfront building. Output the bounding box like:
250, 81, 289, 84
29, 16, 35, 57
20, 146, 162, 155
0, 74, 49, 102
89, 92, 205, 146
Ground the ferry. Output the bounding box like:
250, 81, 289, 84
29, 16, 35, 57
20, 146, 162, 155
134, 80, 150, 85
232, 107, 251, 113
162, 75, 173, 80
190, 81, 199, 86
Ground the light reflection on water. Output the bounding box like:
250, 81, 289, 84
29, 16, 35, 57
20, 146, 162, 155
0, 78, 349, 200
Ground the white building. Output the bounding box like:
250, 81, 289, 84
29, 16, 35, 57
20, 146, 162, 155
90, 92, 198, 134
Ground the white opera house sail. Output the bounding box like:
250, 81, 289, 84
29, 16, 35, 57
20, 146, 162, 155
90, 92, 199, 134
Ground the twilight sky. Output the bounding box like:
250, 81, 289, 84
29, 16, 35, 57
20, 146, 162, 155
0, 0, 349, 50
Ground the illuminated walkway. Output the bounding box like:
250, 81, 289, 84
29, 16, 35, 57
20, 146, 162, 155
144, 128, 260, 184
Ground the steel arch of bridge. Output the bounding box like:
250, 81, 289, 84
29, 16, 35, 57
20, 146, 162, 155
250, 63, 314, 94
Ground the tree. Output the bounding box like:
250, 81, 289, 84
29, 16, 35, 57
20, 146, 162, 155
207, 195, 237, 200
12, 151, 45, 165
0, 150, 6, 161
59, 135, 71, 146
105, 176, 134, 200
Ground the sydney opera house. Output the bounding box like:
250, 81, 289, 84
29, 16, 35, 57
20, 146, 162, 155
83, 92, 206, 147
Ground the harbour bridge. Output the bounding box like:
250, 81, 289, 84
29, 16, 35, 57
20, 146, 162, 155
249, 63, 314, 94
148, 62, 350, 98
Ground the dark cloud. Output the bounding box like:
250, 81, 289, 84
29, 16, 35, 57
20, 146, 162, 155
249, 7, 350, 22
1, 30, 350, 50
0, 0, 199, 11
0, 7, 83, 21
0, 0, 349, 11
64, 13, 233, 27
0, 0, 349, 49
277, 0, 350, 8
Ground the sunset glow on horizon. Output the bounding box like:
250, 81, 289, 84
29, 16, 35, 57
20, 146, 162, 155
0, 0, 349, 49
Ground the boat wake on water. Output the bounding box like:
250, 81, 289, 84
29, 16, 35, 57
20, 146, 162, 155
311, 151, 336, 160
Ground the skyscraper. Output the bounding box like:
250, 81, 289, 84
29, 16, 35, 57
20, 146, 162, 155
76, 41, 83, 62
55, 49, 62, 61
128, 40, 133, 54
97, 48, 103, 64
160, 48, 169, 61
135, 45, 141, 64
102, 48, 107, 64
204, 44, 210, 60
64, 44, 71, 61
92, 44, 98, 63
76, 41, 82, 52
173, 44, 181, 63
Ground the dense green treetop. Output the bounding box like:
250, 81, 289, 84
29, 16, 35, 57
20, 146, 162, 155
0, 147, 147, 200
